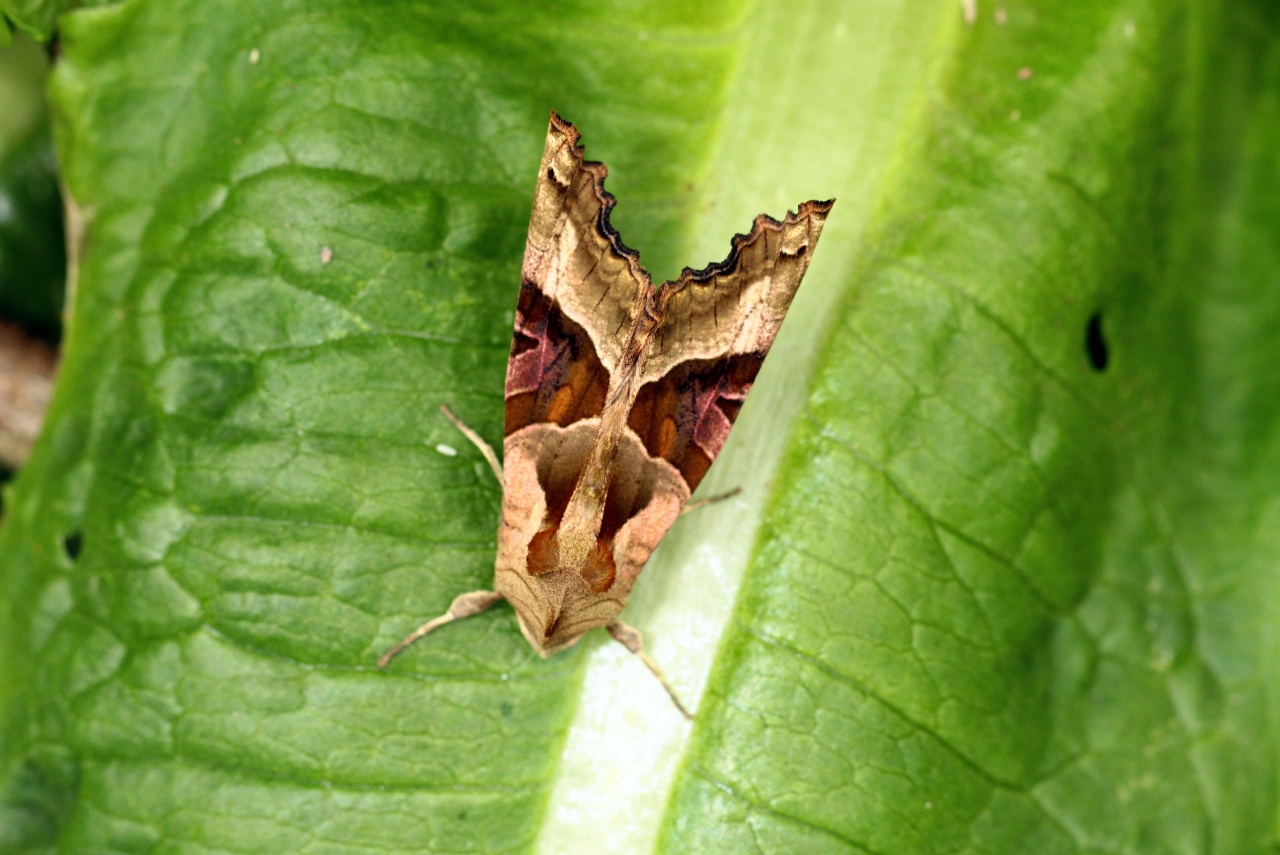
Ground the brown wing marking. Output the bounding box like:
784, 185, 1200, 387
630, 200, 832, 490
505, 285, 611, 436
507, 112, 654, 437
495, 420, 689, 654
627, 352, 762, 492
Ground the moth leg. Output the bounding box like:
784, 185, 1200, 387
606, 621, 693, 720
379, 590, 504, 668
680, 486, 743, 516
440, 405, 505, 486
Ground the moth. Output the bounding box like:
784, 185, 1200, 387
380, 112, 831, 717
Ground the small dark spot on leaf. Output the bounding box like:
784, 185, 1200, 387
499, 701, 513, 717
1085, 311, 1108, 371
457, 810, 468, 820
63, 532, 83, 561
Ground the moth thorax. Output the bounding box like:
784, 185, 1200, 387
526, 528, 616, 594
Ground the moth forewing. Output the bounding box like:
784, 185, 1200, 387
380, 112, 832, 719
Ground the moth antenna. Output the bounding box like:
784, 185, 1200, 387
440, 405, 505, 486
378, 590, 504, 668
680, 486, 743, 516
607, 621, 694, 720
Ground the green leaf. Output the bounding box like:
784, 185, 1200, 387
0, 0, 74, 43
3, 0, 1280, 853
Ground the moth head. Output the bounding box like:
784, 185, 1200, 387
500, 527, 624, 656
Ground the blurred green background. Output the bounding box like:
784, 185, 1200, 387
2, 2, 1280, 853
0, 30, 62, 340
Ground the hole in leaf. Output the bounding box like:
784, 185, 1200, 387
62, 531, 83, 561
1085, 311, 1108, 371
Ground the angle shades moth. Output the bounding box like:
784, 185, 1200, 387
381, 113, 831, 718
